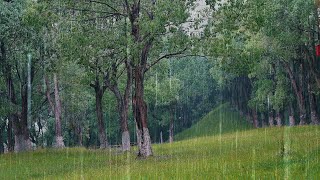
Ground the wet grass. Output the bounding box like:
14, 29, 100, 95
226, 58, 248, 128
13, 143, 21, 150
175, 103, 252, 141
0, 126, 320, 179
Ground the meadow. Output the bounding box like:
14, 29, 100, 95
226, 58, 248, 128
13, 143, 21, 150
1, 105, 319, 179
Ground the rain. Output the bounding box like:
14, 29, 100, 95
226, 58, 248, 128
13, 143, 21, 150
0, 0, 320, 179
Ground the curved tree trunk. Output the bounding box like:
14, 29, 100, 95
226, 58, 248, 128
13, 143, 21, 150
109, 62, 132, 152
95, 88, 108, 149
133, 67, 152, 157
117, 95, 130, 152
121, 63, 132, 152
284, 62, 306, 125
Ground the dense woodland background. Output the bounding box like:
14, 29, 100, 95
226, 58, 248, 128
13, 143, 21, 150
0, 0, 320, 158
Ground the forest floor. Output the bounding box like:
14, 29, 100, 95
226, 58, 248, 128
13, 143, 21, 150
1, 105, 320, 179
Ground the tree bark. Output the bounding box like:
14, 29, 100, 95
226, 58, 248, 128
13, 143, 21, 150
13, 86, 32, 152
121, 62, 132, 151
275, 111, 282, 127
95, 87, 108, 149
53, 73, 65, 148
77, 123, 83, 146
6, 117, 14, 152
160, 131, 163, 144
246, 112, 252, 124
169, 108, 174, 143
308, 76, 319, 125
252, 109, 259, 128
268, 110, 274, 127
107, 61, 132, 152
0, 122, 5, 154
288, 104, 295, 126
133, 66, 153, 157
111, 92, 130, 151
261, 113, 267, 127
1, 40, 32, 152
284, 62, 307, 125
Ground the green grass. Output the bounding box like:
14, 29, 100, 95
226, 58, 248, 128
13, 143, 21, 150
175, 103, 252, 141
1, 105, 320, 179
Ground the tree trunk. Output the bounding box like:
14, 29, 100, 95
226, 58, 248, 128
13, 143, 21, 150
7, 118, 14, 152
77, 123, 83, 146
109, 62, 132, 152
298, 61, 307, 125
289, 104, 295, 126
246, 113, 252, 124
261, 113, 267, 127
308, 77, 319, 125
121, 62, 132, 151
133, 67, 152, 157
12, 115, 32, 152
95, 88, 108, 149
268, 110, 274, 127
108, 86, 131, 151
120, 96, 130, 151
53, 73, 65, 148
169, 108, 174, 143
0, 122, 5, 154
1, 41, 31, 152
160, 131, 163, 144
284, 62, 307, 125
275, 111, 282, 127
252, 109, 259, 128
13, 86, 32, 152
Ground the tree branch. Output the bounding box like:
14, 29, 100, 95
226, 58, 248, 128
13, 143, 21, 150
60, 7, 125, 16
44, 75, 55, 114
146, 47, 187, 72
87, 0, 120, 13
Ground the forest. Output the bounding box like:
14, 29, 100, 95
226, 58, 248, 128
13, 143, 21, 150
1, 0, 320, 178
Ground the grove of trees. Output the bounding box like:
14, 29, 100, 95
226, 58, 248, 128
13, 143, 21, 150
1, 0, 320, 158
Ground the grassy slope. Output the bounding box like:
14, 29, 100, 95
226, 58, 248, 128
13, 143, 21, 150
175, 103, 252, 141
1, 105, 320, 179
0, 127, 319, 179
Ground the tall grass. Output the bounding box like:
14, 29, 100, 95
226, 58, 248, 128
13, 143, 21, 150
1, 126, 319, 179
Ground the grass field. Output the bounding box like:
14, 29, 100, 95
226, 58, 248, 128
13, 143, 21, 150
1, 105, 320, 179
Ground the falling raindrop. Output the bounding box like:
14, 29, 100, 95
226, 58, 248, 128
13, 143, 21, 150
267, 95, 270, 110
169, 59, 172, 91
283, 126, 291, 179
155, 72, 158, 106
252, 148, 256, 179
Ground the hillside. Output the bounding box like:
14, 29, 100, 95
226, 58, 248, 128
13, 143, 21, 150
175, 103, 252, 141
1, 126, 320, 178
